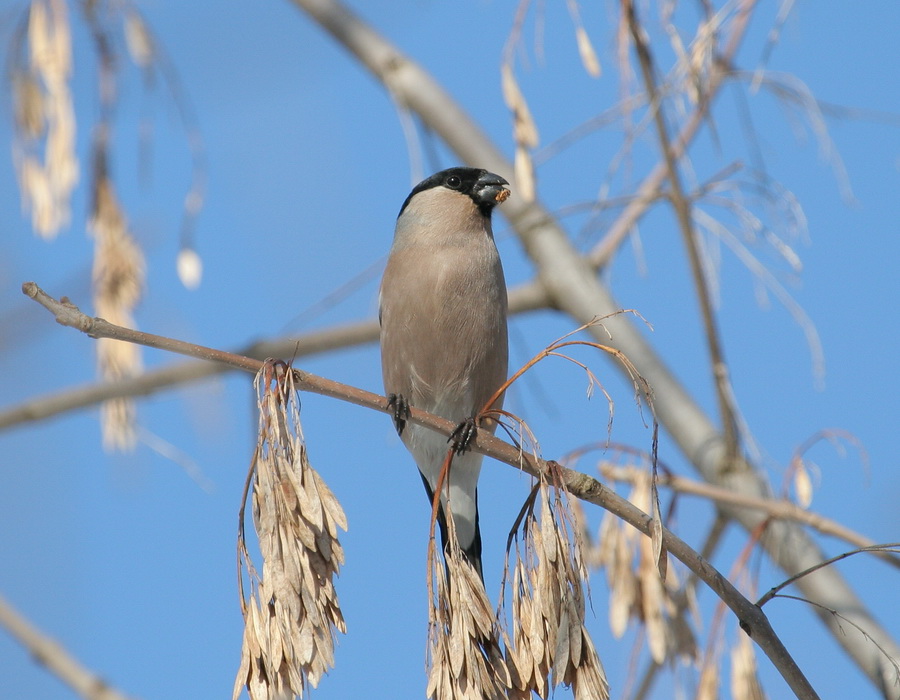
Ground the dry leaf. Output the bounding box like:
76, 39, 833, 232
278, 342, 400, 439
514, 146, 536, 203
730, 633, 768, 700
792, 460, 813, 508
639, 550, 668, 664
124, 11, 154, 67
13, 74, 44, 137
13, 0, 79, 238
501, 62, 539, 202
89, 174, 145, 450
500, 64, 539, 147
696, 661, 719, 700
575, 26, 602, 77
648, 468, 668, 579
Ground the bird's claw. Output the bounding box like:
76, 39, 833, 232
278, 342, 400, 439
387, 393, 410, 436
449, 417, 478, 454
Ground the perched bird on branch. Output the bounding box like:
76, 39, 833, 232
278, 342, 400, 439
380, 167, 510, 580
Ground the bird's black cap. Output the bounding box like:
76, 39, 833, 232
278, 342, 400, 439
398, 167, 510, 218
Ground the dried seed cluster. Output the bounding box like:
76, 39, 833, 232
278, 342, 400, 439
11, 0, 79, 238
234, 365, 347, 700
426, 476, 609, 700
729, 633, 767, 700
595, 473, 696, 665
427, 547, 510, 700
503, 483, 609, 700
90, 177, 145, 451
12, 1, 148, 450
695, 627, 768, 700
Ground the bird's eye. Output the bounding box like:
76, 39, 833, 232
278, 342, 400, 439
446, 175, 462, 189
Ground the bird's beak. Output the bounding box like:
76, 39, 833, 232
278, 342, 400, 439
474, 172, 511, 205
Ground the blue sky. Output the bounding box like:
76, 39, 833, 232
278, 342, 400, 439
1, 1, 899, 698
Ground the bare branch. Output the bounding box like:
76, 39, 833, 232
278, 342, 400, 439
0, 280, 547, 432
624, 0, 739, 461
757, 545, 900, 608
21, 280, 818, 698
20, 281, 379, 413
0, 592, 138, 700
599, 463, 900, 570
0, 318, 377, 430
758, 593, 900, 696
587, 1, 757, 269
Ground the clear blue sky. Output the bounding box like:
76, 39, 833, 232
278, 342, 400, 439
1, 2, 899, 698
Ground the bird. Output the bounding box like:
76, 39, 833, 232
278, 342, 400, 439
379, 167, 510, 581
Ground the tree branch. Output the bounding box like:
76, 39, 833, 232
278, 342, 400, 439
757, 545, 900, 609
0, 280, 548, 431
21, 280, 818, 698
600, 463, 900, 569
0, 592, 138, 700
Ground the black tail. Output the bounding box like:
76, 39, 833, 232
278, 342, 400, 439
420, 473, 484, 582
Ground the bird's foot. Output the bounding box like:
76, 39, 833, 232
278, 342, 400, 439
449, 417, 478, 454
387, 393, 410, 436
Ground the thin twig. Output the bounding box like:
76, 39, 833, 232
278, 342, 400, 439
599, 463, 900, 569
624, 0, 739, 464
757, 545, 900, 607
760, 593, 900, 693
587, 1, 759, 270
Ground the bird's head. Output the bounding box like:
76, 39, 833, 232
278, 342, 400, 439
398, 167, 511, 219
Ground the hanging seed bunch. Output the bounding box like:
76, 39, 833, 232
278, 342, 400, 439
504, 479, 609, 700
426, 503, 511, 700
90, 173, 145, 450
234, 362, 348, 700
595, 471, 696, 665
11, 0, 144, 450
11, 0, 79, 239
729, 632, 768, 700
